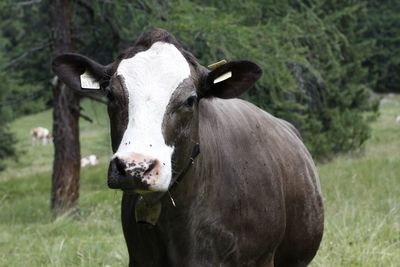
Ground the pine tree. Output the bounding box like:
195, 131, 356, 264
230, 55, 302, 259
364, 0, 400, 93
0, 0, 386, 164
0, 79, 16, 171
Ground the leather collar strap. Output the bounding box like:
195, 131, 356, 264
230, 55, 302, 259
169, 143, 200, 190
134, 143, 200, 224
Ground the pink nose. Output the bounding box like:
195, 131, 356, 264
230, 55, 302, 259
107, 153, 161, 190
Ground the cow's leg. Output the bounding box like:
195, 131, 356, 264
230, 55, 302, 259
274, 229, 322, 267
274, 197, 323, 267
274, 260, 308, 267
261, 261, 274, 267
184, 222, 240, 267
186, 233, 276, 267
255, 251, 276, 267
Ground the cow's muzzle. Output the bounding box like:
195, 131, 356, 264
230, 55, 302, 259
107, 154, 160, 191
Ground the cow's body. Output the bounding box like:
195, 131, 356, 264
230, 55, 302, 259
52, 28, 324, 267
121, 98, 323, 267
31, 127, 52, 145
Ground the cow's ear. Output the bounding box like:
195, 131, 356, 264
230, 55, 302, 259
201, 61, 262, 99
52, 53, 111, 93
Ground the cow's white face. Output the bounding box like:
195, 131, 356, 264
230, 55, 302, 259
112, 42, 191, 192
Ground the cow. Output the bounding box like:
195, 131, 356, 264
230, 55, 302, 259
81, 154, 98, 167
31, 127, 52, 145
396, 115, 400, 124
52, 28, 324, 267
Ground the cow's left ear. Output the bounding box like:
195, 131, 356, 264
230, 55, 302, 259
201, 61, 262, 99
52, 53, 112, 94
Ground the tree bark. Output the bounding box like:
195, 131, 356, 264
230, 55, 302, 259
49, 0, 81, 215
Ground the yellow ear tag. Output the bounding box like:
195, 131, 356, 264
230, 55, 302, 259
207, 59, 227, 69
80, 70, 100, 89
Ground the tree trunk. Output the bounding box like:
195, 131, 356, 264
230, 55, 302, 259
49, 0, 81, 215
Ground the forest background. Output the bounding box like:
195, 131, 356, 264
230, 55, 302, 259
0, 0, 399, 164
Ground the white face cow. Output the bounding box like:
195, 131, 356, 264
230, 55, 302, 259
52, 28, 261, 194
111, 42, 191, 191
52, 29, 326, 267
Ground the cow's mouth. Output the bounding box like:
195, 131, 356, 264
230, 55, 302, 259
107, 174, 151, 192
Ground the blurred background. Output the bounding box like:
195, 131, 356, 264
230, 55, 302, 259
0, 0, 399, 266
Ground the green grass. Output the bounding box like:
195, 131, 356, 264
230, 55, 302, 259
0, 99, 126, 267
1, 96, 399, 266
310, 94, 400, 267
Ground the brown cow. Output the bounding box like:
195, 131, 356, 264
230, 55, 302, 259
52, 28, 324, 267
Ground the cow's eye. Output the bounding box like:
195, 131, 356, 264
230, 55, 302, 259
184, 95, 197, 108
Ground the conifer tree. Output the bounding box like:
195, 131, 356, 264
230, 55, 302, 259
364, 0, 400, 93
0, 0, 390, 164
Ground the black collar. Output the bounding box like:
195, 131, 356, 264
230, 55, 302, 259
134, 143, 201, 223
169, 143, 200, 191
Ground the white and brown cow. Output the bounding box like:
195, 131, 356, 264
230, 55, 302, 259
52, 28, 324, 267
31, 127, 52, 145
81, 154, 98, 167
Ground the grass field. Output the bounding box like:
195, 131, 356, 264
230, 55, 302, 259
0, 96, 399, 267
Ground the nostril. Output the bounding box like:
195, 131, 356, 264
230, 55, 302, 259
114, 157, 126, 175
108, 157, 127, 189
144, 159, 157, 175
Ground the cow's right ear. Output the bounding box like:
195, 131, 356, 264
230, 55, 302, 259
199, 60, 262, 99
52, 53, 111, 93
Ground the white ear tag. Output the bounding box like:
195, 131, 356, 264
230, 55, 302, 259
80, 70, 100, 89
213, 71, 232, 84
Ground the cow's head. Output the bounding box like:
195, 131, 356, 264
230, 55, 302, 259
52, 28, 261, 194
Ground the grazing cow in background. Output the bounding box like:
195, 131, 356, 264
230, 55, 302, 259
52, 28, 324, 267
396, 115, 400, 124
31, 127, 52, 145
81, 154, 98, 167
